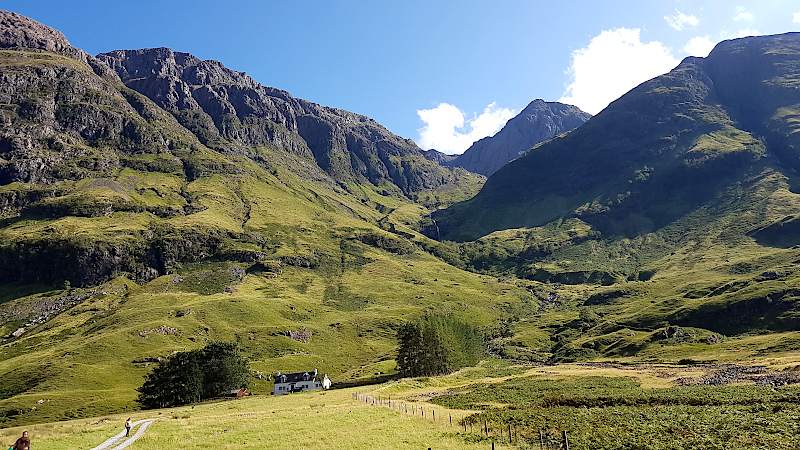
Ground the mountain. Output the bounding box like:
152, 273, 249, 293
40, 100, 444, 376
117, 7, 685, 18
428, 32, 800, 360
436, 33, 800, 242
3, 10, 800, 428
0, 10, 504, 427
445, 100, 591, 176
0, 10, 484, 287
95, 47, 477, 199
421, 148, 457, 165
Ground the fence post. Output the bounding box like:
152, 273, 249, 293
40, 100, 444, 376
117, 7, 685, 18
509, 424, 512, 443
539, 430, 545, 450
485, 420, 488, 436
563, 430, 569, 450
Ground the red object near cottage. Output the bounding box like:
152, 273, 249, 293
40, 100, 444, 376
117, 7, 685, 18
229, 389, 251, 398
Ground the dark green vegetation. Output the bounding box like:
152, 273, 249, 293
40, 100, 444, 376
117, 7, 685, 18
430, 368, 800, 449
396, 314, 484, 377
1, 11, 800, 433
136, 341, 250, 409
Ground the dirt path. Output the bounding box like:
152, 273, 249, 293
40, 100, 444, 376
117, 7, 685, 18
89, 418, 158, 450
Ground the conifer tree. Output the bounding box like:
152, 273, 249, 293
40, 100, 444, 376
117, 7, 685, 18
396, 315, 483, 377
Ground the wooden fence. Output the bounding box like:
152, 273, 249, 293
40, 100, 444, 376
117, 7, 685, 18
353, 392, 570, 449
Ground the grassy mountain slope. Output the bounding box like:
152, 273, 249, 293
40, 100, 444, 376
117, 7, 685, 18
425, 33, 800, 361
0, 10, 497, 426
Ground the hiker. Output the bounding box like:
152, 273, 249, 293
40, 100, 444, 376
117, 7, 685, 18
11, 430, 30, 450
125, 418, 132, 437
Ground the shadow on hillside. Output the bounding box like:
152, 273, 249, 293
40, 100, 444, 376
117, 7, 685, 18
749, 215, 800, 248
0, 283, 60, 305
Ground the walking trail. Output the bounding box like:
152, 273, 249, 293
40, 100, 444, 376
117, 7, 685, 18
89, 418, 159, 450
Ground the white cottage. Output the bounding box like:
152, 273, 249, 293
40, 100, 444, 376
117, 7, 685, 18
273, 369, 322, 394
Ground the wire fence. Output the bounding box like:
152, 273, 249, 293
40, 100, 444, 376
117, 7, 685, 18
353, 392, 571, 449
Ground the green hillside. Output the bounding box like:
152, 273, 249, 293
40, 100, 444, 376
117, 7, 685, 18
2, 12, 800, 430
423, 34, 800, 362
0, 11, 496, 426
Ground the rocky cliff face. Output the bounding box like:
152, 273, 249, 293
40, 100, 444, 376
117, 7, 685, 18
0, 10, 487, 287
0, 11, 178, 188
97, 47, 461, 195
421, 148, 457, 165
446, 100, 591, 176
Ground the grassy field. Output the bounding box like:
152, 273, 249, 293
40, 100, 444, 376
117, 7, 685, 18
5, 360, 800, 449
0, 382, 504, 450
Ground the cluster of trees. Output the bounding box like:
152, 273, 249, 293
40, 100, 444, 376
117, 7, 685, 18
396, 315, 484, 377
137, 342, 250, 409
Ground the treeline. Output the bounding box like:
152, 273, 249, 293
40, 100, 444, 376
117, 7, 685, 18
137, 342, 250, 409
396, 315, 484, 377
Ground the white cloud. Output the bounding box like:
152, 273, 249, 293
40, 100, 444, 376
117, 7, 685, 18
684, 36, 715, 57
737, 29, 759, 37
665, 10, 698, 31
416, 102, 516, 154
734, 6, 754, 22
558, 28, 679, 115
793, 12, 800, 23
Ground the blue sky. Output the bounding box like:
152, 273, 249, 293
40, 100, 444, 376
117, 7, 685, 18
4, 1, 800, 153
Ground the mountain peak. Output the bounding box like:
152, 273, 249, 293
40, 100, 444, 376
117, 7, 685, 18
436, 32, 800, 241
446, 100, 591, 176
0, 9, 117, 79
0, 9, 72, 54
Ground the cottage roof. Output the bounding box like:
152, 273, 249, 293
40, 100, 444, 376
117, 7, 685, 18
275, 369, 318, 383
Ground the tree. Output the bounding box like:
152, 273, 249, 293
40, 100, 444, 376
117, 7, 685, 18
136, 342, 250, 409
198, 342, 251, 400
396, 315, 484, 377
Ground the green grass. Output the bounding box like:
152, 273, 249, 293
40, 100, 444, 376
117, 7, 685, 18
428, 366, 800, 449
0, 385, 504, 450
0, 239, 534, 427
5, 361, 800, 449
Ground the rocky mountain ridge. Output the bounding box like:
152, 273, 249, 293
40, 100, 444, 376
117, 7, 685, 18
0, 10, 116, 79
96, 47, 468, 196
445, 99, 591, 176
0, 9, 481, 288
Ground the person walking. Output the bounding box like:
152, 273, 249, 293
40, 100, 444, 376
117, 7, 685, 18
11, 430, 30, 450
125, 418, 132, 437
